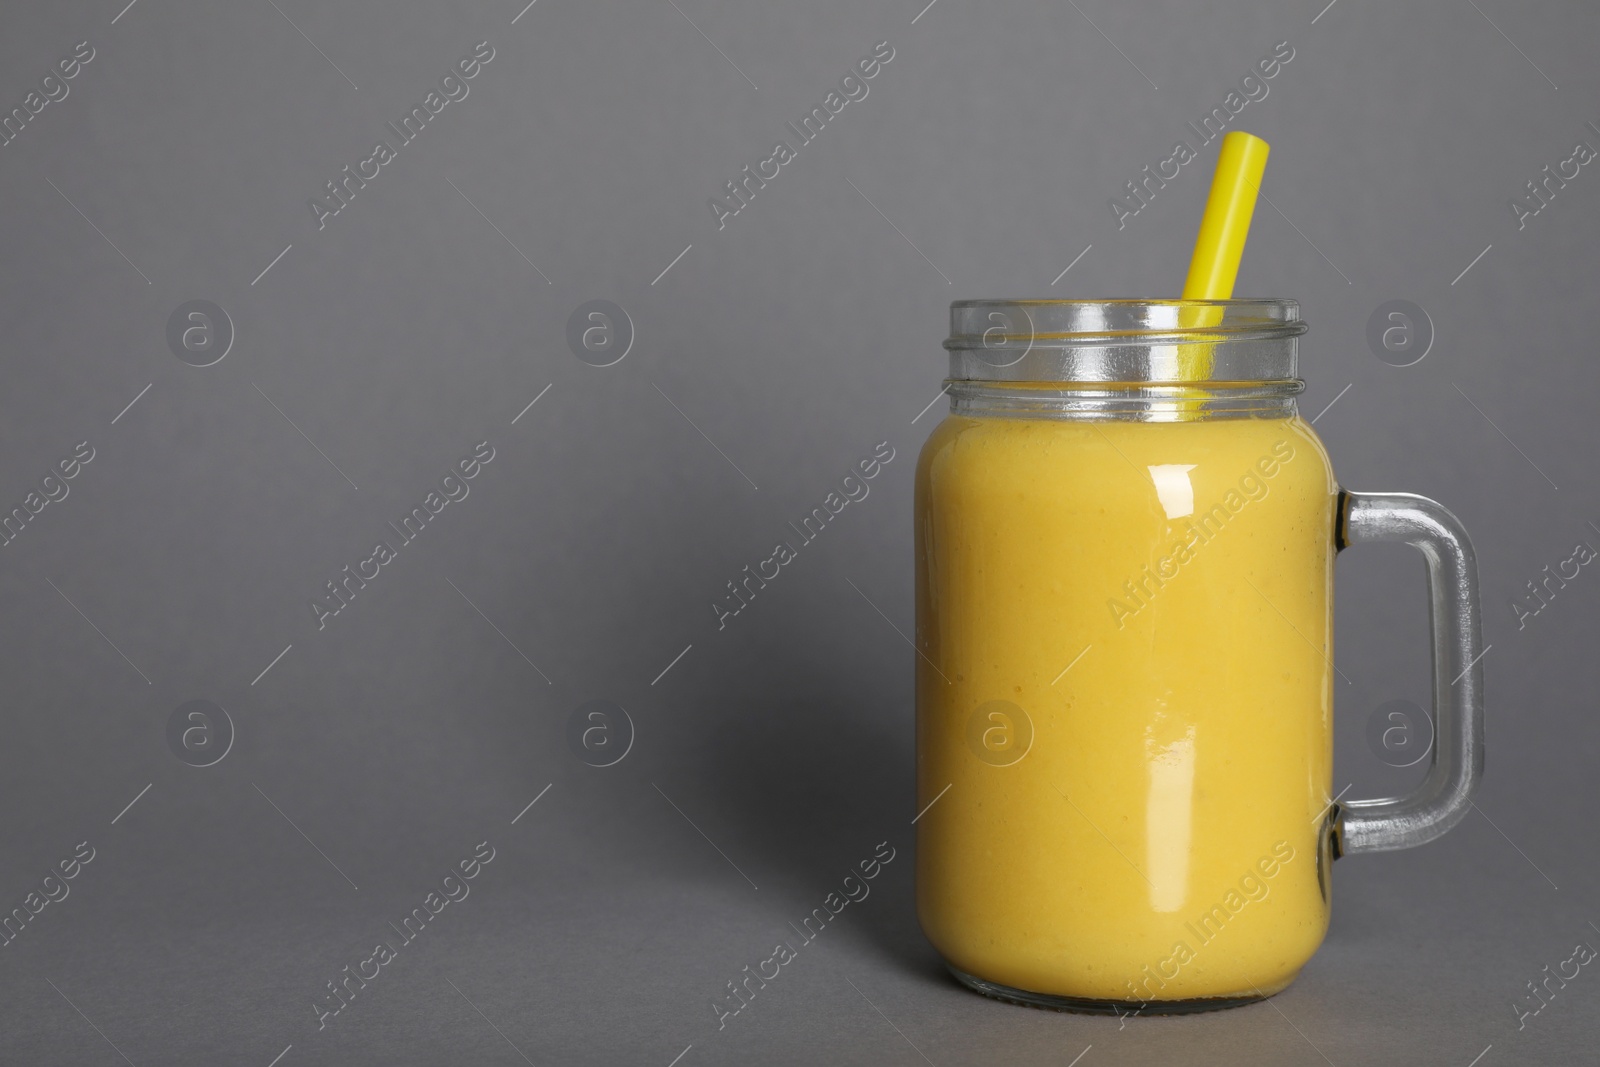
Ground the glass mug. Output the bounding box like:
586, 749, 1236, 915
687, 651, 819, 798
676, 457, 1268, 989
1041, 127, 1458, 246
913, 300, 1485, 1012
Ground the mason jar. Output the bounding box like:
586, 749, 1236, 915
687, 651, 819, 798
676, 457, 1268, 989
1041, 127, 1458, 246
913, 299, 1485, 1012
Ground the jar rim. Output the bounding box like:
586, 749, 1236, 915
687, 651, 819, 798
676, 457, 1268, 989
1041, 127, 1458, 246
945, 298, 1305, 385
947, 298, 1305, 347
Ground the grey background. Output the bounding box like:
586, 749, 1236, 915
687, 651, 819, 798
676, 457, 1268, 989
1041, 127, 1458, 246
0, 0, 1594, 1063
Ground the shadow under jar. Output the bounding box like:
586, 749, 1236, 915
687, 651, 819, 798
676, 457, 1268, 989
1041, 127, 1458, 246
913, 300, 1484, 1013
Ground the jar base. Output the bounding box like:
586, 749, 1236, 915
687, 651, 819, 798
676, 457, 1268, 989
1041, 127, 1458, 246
946, 965, 1273, 1016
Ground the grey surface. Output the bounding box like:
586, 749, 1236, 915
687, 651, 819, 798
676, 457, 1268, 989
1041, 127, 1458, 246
0, 0, 1595, 1063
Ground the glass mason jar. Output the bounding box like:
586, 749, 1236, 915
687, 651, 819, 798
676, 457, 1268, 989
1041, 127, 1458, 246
913, 300, 1485, 1013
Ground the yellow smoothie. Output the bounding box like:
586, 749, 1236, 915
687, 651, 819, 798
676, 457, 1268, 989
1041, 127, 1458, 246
915, 410, 1339, 1005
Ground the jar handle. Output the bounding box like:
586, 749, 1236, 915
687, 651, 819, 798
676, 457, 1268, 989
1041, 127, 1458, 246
1333, 490, 1486, 855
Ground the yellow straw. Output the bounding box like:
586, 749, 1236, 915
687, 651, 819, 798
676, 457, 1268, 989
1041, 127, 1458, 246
1183, 131, 1270, 300
1174, 130, 1270, 397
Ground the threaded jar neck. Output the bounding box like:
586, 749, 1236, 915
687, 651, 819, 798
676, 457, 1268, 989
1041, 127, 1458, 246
943, 299, 1306, 422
